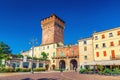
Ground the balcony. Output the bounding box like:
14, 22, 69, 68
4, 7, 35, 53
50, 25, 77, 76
110, 55, 120, 60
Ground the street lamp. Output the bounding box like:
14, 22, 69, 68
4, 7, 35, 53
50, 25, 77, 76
29, 38, 38, 74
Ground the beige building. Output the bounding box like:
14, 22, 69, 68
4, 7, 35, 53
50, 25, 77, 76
93, 27, 120, 61
78, 37, 94, 69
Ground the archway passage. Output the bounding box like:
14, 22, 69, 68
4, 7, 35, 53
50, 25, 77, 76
45, 64, 49, 70
52, 65, 55, 70
70, 59, 77, 70
59, 60, 66, 70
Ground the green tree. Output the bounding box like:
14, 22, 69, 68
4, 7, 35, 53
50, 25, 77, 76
41, 52, 47, 60
0, 42, 11, 54
12, 54, 23, 58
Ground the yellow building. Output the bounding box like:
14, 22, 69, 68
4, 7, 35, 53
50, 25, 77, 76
93, 27, 120, 61
78, 37, 94, 69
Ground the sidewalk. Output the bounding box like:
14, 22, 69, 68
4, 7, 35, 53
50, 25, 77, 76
0, 71, 60, 77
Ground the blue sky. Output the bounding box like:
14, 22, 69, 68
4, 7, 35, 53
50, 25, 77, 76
0, 0, 120, 54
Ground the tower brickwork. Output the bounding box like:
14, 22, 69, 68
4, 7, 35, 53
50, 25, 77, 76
41, 14, 65, 45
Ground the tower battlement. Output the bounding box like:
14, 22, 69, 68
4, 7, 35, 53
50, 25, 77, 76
41, 14, 65, 28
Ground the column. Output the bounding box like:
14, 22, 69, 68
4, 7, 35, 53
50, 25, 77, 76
29, 61, 32, 68
36, 61, 39, 68
20, 61, 23, 68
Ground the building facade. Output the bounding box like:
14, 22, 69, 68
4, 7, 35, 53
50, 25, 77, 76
78, 37, 94, 69
20, 14, 120, 71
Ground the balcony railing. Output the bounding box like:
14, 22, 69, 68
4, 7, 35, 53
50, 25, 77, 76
110, 55, 120, 60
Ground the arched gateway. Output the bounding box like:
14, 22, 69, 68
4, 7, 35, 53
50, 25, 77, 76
59, 60, 66, 69
70, 59, 77, 70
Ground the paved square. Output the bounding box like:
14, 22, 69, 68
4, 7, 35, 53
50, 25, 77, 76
0, 72, 120, 80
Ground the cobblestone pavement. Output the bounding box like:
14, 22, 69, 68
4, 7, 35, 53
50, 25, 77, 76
0, 71, 120, 80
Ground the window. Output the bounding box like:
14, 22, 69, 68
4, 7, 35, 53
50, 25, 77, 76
110, 42, 114, 46
117, 31, 120, 35
43, 47, 45, 50
84, 46, 87, 51
53, 44, 55, 48
84, 56, 87, 60
95, 36, 98, 40
103, 51, 107, 57
119, 40, 120, 45
60, 52, 64, 56
83, 41, 87, 44
103, 43, 106, 47
47, 46, 49, 49
53, 52, 56, 57
96, 52, 99, 57
72, 50, 74, 54
109, 33, 113, 37
111, 50, 115, 58
102, 34, 105, 39
53, 60, 55, 63
95, 44, 99, 48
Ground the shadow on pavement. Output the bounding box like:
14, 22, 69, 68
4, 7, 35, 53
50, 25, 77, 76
38, 78, 58, 80
21, 78, 32, 80
21, 78, 58, 80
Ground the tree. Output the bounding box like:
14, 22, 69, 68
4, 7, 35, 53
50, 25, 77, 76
0, 42, 11, 54
41, 52, 47, 60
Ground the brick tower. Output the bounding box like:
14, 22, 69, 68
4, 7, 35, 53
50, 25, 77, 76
41, 14, 65, 45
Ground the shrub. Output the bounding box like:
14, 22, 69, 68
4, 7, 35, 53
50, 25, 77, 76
33, 68, 46, 72
15, 68, 23, 72
79, 69, 87, 74
103, 68, 112, 75
98, 71, 104, 75
22, 68, 31, 72
98, 65, 104, 71
0, 68, 15, 72
112, 68, 120, 75
54, 68, 60, 71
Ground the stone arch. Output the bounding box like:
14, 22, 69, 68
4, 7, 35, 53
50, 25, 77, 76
59, 60, 66, 70
70, 59, 77, 70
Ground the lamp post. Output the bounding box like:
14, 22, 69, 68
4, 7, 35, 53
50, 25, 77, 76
29, 38, 38, 74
